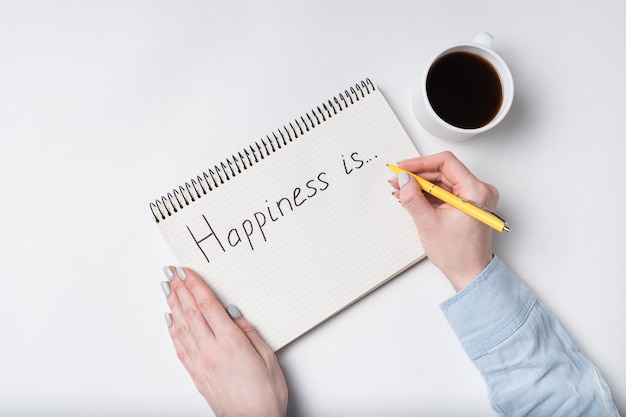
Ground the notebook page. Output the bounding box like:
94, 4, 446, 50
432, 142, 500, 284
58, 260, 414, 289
156, 85, 424, 350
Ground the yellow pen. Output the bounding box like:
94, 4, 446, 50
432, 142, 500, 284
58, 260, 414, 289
387, 164, 510, 233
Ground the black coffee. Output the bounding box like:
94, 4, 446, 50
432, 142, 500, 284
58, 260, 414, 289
426, 51, 503, 129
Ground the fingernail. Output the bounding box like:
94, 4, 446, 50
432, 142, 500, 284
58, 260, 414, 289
164, 312, 172, 327
160, 281, 171, 297
398, 172, 410, 188
227, 304, 241, 319
163, 266, 174, 281
176, 267, 187, 281
387, 174, 398, 182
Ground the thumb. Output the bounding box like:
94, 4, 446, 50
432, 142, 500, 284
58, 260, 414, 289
227, 304, 274, 357
398, 172, 436, 228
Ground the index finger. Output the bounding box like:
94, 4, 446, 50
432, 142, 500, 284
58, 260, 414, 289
397, 151, 476, 189
398, 151, 499, 209
180, 267, 240, 336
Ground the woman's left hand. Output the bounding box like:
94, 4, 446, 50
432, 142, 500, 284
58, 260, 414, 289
162, 266, 288, 417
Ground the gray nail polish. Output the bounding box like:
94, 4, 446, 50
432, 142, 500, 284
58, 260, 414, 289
227, 304, 242, 319
160, 281, 171, 297
163, 266, 174, 281
176, 267, 187, 281
164, 312, 172, 327
398, 172, 410, 188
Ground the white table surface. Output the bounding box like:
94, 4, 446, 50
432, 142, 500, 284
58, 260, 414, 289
1, 1, 624, 416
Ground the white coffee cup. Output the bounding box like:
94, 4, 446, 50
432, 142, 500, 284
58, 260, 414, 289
413, 32, 514, 141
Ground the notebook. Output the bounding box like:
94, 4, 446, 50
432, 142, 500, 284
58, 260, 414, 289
150, 79, 425, 351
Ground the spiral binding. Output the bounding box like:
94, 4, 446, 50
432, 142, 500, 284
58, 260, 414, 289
150, 78, 376, 223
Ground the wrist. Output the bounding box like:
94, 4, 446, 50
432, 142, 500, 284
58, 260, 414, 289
443, 252, 493, 292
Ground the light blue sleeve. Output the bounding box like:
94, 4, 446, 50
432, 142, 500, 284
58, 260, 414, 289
440, 256, 619, 417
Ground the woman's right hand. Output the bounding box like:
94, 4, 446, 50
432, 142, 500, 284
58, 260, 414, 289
391, 151, 499, 291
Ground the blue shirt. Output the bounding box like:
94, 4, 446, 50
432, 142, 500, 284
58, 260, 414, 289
440, 256, 619, 416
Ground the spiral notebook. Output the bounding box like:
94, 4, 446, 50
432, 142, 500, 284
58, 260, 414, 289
150, 79, 425, 350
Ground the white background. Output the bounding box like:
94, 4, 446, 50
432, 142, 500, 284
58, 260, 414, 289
1, 1, 624, 416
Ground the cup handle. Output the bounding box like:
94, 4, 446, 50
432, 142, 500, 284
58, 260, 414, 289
473, 32, 494, 48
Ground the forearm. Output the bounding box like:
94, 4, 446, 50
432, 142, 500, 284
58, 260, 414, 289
440, 256, 618, 417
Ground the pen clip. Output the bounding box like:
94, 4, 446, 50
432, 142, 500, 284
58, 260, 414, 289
462, 200, 509, 224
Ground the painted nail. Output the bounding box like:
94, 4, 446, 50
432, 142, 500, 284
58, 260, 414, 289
176, 267, 187, 281
163, 266, 174, 281
227, 304, 242, 319
398, 172, 410, 188
164, 312, 173, 327
160, 281, 171, 297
